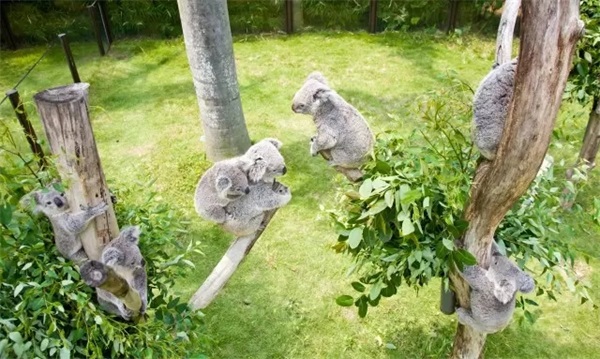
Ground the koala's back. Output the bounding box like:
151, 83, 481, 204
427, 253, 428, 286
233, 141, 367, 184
472, 60, 517, 160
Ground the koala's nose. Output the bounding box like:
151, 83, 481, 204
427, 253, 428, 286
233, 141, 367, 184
282, 166, 287, 175
244, 187, 250, 194
54, 197, 64, 207
291, 104, 297, 112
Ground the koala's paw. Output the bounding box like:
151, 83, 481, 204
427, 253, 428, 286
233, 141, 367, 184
310, 138, 318, 157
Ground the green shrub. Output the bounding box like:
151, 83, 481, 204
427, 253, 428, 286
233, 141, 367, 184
329, 79, 594, 319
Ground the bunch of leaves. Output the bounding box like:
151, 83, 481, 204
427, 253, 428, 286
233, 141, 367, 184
330, 79, 594, 318
566, 0, 600, 104
0, 127, 209, 358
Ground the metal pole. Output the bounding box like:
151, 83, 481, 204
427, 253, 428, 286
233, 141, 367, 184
88, 2, 105, 56
58, 33, 81, 83
6, 89, 46, 168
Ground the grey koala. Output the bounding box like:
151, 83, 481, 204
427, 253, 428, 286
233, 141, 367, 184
194, 156, 256, 224
97, 226, 147, 320
221, 181, 292, 237
243, 138, 287, 183
30, 185, 108, 263
472, 58, 518, 160
457, 242, 534, 334
291, 71, 374, 169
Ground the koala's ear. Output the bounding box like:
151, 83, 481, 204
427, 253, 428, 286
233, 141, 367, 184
264, 138, 283, 150
248, 156, 267, 183
215, 176, 232, 191
313, 88, 328, 101
33, 192, 42, 204
307, 71, 328, 85
493, 280, 517, 304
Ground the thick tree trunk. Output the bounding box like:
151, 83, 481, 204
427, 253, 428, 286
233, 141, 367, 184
495, 0, 521, 66
177, 0, 251, 161
450, 1, 583, 358
577, 97, 600, 168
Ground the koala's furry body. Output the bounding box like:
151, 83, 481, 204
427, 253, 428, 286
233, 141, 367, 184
243, 138, 287, 183
457, 242, 534, 334
292, 72, 374, 169
97, 226, 147, 320
472, 59, 518, 160
30, 186, 108, 263
194, 157, 254, 224
221, 181, 292, 237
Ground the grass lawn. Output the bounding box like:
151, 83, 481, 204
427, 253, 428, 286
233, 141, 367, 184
1, 32, 599, 359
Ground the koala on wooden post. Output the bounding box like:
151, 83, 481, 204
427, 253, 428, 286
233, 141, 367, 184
194, 157, 256, 224
28, 184, 108, 263
291, 71, 374, 172
221, 181, 292, 237
243, 138, 287, 184
456, 242, 534, 334
471, 58, 518, 160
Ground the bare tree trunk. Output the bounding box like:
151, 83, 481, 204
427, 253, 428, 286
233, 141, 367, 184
450, 1, 583, 358
577, 97, 600, 169
446, 0, 459, 34
177, 0, 251, 161
495, 0, 521, 65
292, 0, 303, 32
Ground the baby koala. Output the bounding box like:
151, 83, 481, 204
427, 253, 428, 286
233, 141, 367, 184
194, 156, 255, 224
221, 181, 292, 237
472, 58, 518, 160
291, 71, 374, 171
29, 184, 108, 263
243, 138, 287, 183
457, 242, 534, 334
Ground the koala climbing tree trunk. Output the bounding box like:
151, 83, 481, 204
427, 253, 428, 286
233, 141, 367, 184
177, 0, 252, 161
449, 2, 583, 359
494, 0, 520, 66
34, 83, 119, 261
189, 210, 277, 310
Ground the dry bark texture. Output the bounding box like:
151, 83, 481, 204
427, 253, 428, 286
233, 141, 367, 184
450, 1, 583, 358
495, 0, 521, 65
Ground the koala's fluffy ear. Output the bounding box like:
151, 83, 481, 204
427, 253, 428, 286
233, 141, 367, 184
313, 88, 328, 101
493, 279, 517, 304
215, 175, 232, 192
32, 192, 42, 204
264, 138, 283, 150
121, 226, 141, 243
307, 71, 328, 86
248, 156, 267, 183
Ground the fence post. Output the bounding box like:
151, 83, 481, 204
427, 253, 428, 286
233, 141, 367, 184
368, 0, 378, 33
0, 3, 17, 50
58, 34, 81, 83
284, 0, 294, 34
33, 83, 118, 259
88, 2, 105, 56
98, 0, 113, 45
6, 89, 46, 167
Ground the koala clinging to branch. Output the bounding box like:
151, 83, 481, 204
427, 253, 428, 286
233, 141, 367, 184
456, 242, 534, 334
194, 157, 256, 224
291, 71, 374, 172
221, 181, 292, 237
243, 138, 287, 183
29, 185, 108, 263
472, 58, 518, 160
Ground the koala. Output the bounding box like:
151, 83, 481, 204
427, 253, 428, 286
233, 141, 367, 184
243, 138, 287, 183
194, 156, 255, 224
97, 226, 147, 320
29, 185, 108, 263
457, 242, 534, 334
472, 58, 518, 160
291, 71, 374, 170
221, 181, 292, 237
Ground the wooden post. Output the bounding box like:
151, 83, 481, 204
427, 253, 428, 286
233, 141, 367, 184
446, 0, 459, 34
88, 2, 105, 56
33, 83, 118, 260
495, 0, 521, 65
189, 210, 278, 309
292, 0, 303, 32
0, 3, 17, 50
450, 1, 583, 358
98, 0, 113, 45
284, 0, 294, 34
6, 89, 46, 167
58, 33, 81, 83
368, 0, 378, 33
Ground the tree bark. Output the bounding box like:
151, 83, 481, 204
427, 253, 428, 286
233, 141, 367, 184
495, 0, 521, 66
177, 0, 251, 161
577, 97, 600, 169
33, 83, 119, 261
292, 0, 303, 32
450, 1, 583, 358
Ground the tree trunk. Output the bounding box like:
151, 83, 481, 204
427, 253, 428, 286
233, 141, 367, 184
33, 83, 119, 261
292, 0, 303, 32
446, 0, 459, 34
495, 0, 521, 66
450, 1, 583, 358
577, 97, 600, 169
177, 0, 251, 161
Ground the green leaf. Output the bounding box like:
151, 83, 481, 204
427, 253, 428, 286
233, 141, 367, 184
359, 179, 373, 198
59, 347, 70, 359
453, 249, 477, 266
21, 262, 32, 271
385, 343, 397, 350
584, 51, 592, 63
384, 190, 394, 208
336, 295, 354, 307
348, 227, 363, 249
13, 283, 25, 297
442, 238, 454, 251
369, 281, 383, 300
358, 298, 368, 318
401, 219, 415, 236
94, 315, 103, 325
0, 204, 12, 226
41, 338, 49, 351
372, 178, 388, 190
8, 332, 22, 344
367, 200, 388, 216
351, 282, 366, 292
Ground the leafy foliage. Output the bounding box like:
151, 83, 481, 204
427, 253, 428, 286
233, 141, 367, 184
0, 130, 208, 358
329, 80, 594, 318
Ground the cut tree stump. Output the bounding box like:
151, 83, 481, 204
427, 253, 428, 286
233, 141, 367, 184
189, 209, 278, 310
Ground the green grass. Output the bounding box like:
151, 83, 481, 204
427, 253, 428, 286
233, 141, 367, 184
1, 32, 599, 359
